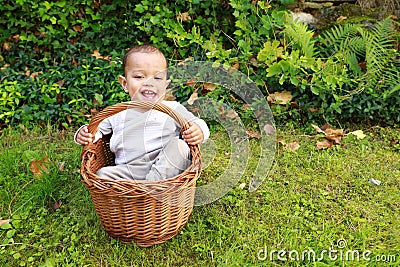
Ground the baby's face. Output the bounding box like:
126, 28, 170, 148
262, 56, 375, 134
120, 52, 170, 102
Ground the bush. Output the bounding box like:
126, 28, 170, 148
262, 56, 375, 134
0, 0, 399, 128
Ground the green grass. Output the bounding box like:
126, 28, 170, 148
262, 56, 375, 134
0, 124, 399, 266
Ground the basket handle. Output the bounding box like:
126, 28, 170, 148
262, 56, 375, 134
87, 101, 190, 137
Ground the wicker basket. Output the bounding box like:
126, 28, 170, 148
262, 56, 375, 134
80, 101, 202, 247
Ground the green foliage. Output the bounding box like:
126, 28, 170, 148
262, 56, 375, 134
312, 17, 400, 122
0, 0, 399, 127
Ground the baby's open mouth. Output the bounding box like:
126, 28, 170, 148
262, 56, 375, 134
141, 90, 157, 100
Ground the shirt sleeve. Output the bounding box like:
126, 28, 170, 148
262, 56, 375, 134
166, 101, 210, 143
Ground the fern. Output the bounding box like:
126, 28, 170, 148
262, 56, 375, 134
317, 17, 399, 97
283, 19, 316, 58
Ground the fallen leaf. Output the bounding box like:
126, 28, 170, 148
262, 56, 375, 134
56, 79, 65, 88
91, 49, 110, 60
316, 139, 332, 150
285, 142, 300, 151
164, 90, 176, 101
186, 78, 197, 87
177, 12, 191, 21
230, 61, 240, 70
3, 42, 9, 50
324, 127, 344, 144
30, 157, 49, 177
311, 124, 325, 134
72, 25, 82, 32
336, 16, 347, 22
263, 124, 276, 135
72, 57, 78, 67
348, 130, 366, 140
187, 91, 198, 105
178, 57, 194, 66
225, 109, 239, 120
203, 83, 216, 91
238, 183, 246, 190
30, 71, 42, 79
312, 124, 344, 144
51, 200, 62, 211
246, 129, 262, 139
267, 90, 293, 105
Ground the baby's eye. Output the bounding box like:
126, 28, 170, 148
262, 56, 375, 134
154, 77, 163, 80
134, 75, 144, 79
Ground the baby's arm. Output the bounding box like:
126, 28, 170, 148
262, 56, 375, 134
74, 125, 93, 145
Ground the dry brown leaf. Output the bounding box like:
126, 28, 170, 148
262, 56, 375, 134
30, 71, 42, 79
230, 61, 240, 70
187, 91, 198, 105
91, 49, 110, 60
72, 25, 82, 32
72, 57, 78, 67
56, 79, 65, 88
309, 107, 319, 112
225, 109, 239, 120
177, 12, 191, 21
30, 157, 49, 178
203, 83, 216, 91
178, 57, 194, 66
51, 200, 62, 211
246, 129, 262, 139
3, 42, 9, 50
164, 90, 176, 101
336, 16, 347, 22
311, 124, 325, 134
286, 142, 300, 151
186, 78, 197, 87
267, 91, 293, 105
0, 218, 12, 227
316, 139, 332, 150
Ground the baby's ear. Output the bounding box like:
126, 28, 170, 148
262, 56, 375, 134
166, 79, 171, 87
118, 75, 128, 93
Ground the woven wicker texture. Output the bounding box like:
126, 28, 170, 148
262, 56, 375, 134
80, 101, 202, 247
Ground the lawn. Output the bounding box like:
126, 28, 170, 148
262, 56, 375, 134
0, 124, 399, 266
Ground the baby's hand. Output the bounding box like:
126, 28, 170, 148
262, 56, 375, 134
75, 125, 93, 145
182, 121, 204, 145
